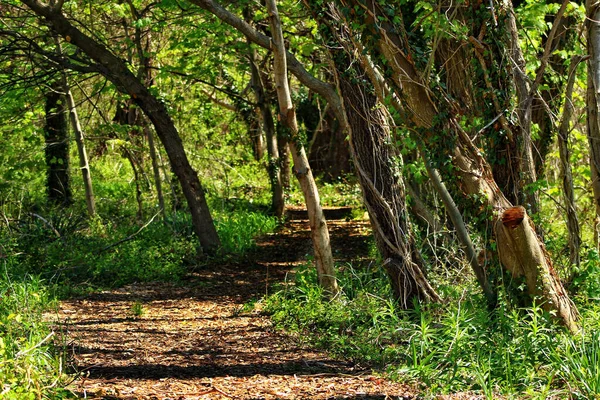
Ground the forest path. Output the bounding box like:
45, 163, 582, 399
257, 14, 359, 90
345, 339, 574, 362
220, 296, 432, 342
56, 217, 416, 399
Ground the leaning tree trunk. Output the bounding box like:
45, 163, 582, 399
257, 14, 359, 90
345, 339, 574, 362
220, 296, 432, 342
335, 0, 579, 332
587, 0, 600, 250
44, 80, 72, 206
266, 0, 338, 296
24, 0, 221, 253
302, 0, 439, 306
61, 68, 96, 216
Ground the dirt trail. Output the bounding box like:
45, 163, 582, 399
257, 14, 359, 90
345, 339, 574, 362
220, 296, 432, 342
55, 218, 416, 399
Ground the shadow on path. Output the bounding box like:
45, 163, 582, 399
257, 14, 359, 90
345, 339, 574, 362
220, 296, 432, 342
58, 218, 415, 399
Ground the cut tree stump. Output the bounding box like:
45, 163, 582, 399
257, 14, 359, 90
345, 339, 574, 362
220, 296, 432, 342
495, 206, 579, 333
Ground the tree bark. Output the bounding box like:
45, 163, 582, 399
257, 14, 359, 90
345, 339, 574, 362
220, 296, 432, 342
587, 0, 600, 250
248, 47, 285, 218
334, 0, 579, 331
338, 66, 440, 307
146, 125, 167, 221
303, 0, 440, 307
44, 80, 72, 206
265, 0, 338, 296
558, 56, 582, 268
24, 0, 220, 253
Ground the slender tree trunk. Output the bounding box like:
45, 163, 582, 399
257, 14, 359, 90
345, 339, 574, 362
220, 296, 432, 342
133, 22, 166, 221
55, 37, 95, 216
248, 47, 285, 217
558, 57, 582, 268
505, 6, 539, 216
425, 163, 497, 306
587, 0, 600, 250
122, 147, 144, 221
266, 0, 338, 296
277, 125, 291, 192
44, 80, 72, 206
25, 0, 221, 253
146, 125, 167, 221
61, 70, 96, 216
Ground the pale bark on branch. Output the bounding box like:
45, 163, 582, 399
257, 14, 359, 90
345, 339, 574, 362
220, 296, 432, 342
265, 0, 338, 296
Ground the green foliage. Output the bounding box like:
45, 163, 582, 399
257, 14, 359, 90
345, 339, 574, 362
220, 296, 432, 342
0, 273, 74, 399
288, 175, 363, 208
571, 249, 600, 300
265, 262, 597, 398
549, 330, 600, 399
129, 300, 146, 318
1, 209, 194, 294
213, 208, 279, 256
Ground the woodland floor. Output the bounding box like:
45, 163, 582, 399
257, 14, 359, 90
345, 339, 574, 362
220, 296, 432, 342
49, 215, 478, 399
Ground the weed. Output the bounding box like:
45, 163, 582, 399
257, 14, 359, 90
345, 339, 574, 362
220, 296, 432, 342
129, 301, 146, 318
265, 261, 592, 398
0, 271, 74, 398
549, 330, 600, 399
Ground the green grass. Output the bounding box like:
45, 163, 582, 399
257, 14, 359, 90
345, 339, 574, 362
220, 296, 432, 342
265, 261, 600, 398
213, 209, 279, 256
0, 272, 74, 399
1, 204, 278, 297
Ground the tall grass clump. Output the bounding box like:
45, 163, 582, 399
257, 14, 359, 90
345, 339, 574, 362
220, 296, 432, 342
549, 329, 600, 399
0, 270, 73, 399
265, 261, 598, 398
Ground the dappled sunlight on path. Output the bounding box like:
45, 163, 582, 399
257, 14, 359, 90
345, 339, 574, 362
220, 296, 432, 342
53, 218, 417, 399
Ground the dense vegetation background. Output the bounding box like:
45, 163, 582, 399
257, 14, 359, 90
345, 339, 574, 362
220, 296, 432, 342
1, 0, 600, 398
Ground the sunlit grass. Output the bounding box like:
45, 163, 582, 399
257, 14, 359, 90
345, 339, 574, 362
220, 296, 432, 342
265, 261, 600, 398
0, 272, 74, 399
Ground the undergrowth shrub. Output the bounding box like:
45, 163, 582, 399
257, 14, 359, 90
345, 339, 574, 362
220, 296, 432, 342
265, 262, 596, 399
0, 272, 73, 399
2, 204, 278, 296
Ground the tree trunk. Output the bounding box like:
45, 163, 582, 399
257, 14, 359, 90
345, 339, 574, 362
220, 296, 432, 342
146, 125, 167, 221
133, 23, 166, 221
505, 4, 540, 216
425, 163, 497, 307
25, 0, 221, 253
558, 56, 582, 268
334, 0, 579, 331
61, 69, 96, 217
44, 80, 72, 206
337, 66, 440, 307
265, 0, 338, 296
302, 0, 440, 307
587, 0, 600, 250
248, 47, 285, 218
